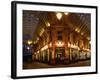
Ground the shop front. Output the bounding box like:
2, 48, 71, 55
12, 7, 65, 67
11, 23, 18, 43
55, 47, 65, 64
69, 48, 79, 62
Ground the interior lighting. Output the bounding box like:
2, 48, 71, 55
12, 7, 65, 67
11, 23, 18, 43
56, 41, 64, 47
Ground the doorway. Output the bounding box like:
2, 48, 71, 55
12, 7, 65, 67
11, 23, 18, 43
55, 48, 65, 64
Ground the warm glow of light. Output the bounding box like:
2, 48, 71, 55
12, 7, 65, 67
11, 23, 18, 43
71, 44, 79, 49
39, 43, 52, 52
78, 47, 80, 50
89, 41, 91, 44
75, 28, 78, 31
40, 28, 44, 36
49, 42, 52, 47
47, 22, 50, 27
81, 32, 84, 35
56, 41, 64, 47
27, 40, 32, 45
64, 12, 69, 15
37, 51, 39, 53
87, 37, 90, 40
68, 42, 90, 51
83, 48, 90, 52
77, 29, 80, 33
56, 13, 62, 20
41, 45, 48, 51
68, 42, 71, 47
44, 45, 48, 49
68, 42, 79, 49
75, 28, 80, 33
33, 38, 39, 44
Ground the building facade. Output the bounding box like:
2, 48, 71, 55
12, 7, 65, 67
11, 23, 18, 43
32, 24, 91, 64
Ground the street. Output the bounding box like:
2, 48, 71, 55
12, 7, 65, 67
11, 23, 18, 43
23, 60, 90, 69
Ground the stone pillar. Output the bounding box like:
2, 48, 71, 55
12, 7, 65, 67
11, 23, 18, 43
47, 49, 49, 62
63, 29, 69, 64
50, 28, 56, 64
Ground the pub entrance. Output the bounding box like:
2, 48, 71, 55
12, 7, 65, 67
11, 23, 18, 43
55, 47, 65, 64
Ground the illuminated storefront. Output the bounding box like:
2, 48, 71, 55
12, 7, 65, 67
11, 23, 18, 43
26, 12, 91, 64
32, 25, 90, 64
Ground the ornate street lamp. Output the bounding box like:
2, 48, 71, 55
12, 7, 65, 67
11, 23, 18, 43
64, 12, 69, 15
56, 13, 62, 20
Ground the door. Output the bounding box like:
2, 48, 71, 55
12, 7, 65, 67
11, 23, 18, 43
55, 48, 65, 64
